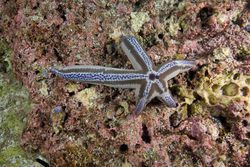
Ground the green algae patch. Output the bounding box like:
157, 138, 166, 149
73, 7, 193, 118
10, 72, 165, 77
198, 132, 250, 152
109, 27, 123, 42
246, 78, 250, 85
166, 15, 182, 37
0, 147, 25, 167
172, 85, 195, 105
208, 94, 219, 105
0, 40, 12, 72
65, 83, 79, 93
51, 107, 66, 134
64, 141, 93, 166
75, 87, 98, 110
0, 73, 34, 166
130, 12, 150, 32
0, 40, 37, 166
39, 80, 49, 96
117, 101, 129, 116
221, 82, 239, 96
237, 45, 250, 60
195, 67, 250, 111
188, 101, 204, 116
212, 47, 231, 62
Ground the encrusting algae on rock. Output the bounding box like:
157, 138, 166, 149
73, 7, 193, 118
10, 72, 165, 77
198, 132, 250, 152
130, 12, 150, 33
1, 0, 250, 166
75, 87, 98, 111
196, 68, 250, 111
0, 40, 39, 166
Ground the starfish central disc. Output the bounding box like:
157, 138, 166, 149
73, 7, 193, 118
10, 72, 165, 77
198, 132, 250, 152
148, 73, 159, 80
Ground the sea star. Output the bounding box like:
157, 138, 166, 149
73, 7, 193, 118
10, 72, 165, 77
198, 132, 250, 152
50, 36, 196, 115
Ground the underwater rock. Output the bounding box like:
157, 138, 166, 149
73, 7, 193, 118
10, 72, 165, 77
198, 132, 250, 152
0, 0, 249, 166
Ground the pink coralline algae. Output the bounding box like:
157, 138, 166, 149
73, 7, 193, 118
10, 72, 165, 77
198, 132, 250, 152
1, 0, 250, 166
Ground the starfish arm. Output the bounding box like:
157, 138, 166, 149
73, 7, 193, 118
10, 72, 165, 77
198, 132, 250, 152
135, 97, 147, 115
135, 81, 153, 115
120, 36, 154, 71
155, 80, 177, 107
157, 60, 196, 82
159, 91, 177, 108
50, 65, 146, 89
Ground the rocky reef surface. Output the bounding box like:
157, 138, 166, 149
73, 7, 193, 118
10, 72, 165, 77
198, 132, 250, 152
0, 0, 250, 166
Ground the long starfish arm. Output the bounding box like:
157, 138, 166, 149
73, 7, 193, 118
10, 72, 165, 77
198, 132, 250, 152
135, 81, 153, 115
50, 65, 146, 89
120, 36, 154, 71
157, 60, 196, 82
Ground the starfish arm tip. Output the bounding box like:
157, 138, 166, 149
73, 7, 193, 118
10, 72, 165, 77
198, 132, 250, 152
135, 97, 147, 115
160, 92, 177, 108
49, 67, 59, 75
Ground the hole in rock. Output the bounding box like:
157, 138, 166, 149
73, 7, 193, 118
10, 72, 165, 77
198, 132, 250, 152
57, 4, 67, 21
233, 73, 240, 80
135, 144, 140, 149
68, 92, 75, 96
197, 6, 214, 27
170, 111, 182, 127
241, 87, 249, 96
119, 144, 128, 153
158, 33, 164, 39
140, 161, 148, 167
213, 115, 231, 133
246, 132, 250, 138
53, 48, 62, 62
242, 120, 248, 127
141, 123, 151, 143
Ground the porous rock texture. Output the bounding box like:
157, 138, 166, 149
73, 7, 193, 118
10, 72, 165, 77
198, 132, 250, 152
1, 0, 250, 166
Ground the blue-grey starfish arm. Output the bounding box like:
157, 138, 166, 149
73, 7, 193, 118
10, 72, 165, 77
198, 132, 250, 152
50, 65, 146, 89
159, 91, 177, 108
153, 79, 177, 108
157, 60, 196, 82
135, 80, 153, 115
120, 36, 154, 71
